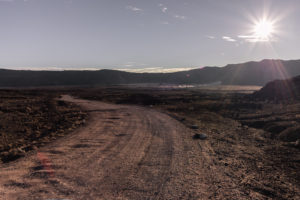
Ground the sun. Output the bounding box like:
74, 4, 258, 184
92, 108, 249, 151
254, 19, 274, 40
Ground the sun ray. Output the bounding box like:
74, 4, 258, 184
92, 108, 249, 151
254, 19, 274, 41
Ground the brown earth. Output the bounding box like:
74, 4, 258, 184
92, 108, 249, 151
0, 96, 243, 199
0, 95, 241, 199
73, 87, 300, 199
0, 89, 299, 199
0, 91, 87, 163
74, 87, 300, 143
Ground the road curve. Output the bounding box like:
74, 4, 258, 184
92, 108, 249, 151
0, 96, 234, 200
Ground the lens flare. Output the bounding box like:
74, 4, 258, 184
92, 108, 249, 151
254, 19, 275, 41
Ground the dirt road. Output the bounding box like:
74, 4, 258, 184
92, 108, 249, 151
0, 96, 241, 200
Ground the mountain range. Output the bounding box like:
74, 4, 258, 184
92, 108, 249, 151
0, 59, 300, 87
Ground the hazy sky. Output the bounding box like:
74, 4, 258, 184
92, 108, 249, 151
0, 0, 299, 72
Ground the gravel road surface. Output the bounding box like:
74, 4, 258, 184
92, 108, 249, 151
0, 95, 239, 200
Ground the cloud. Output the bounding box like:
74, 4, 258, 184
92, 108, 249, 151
124, 64, 134, 67
174, 15, 186, 20
119, 62, 197, 73
161, 21, 169, 25
158, 4, 167, 13
122, 62, 149, 68
222, 36, 236, 42
238, 35, 258, 43
126, 5, 143, 12
116, 67, 197, 73
161, 7, 167, 13
206, 35, 215, 39
238, 35, 275, 43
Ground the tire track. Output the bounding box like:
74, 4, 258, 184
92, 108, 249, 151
0, 95, 228, 200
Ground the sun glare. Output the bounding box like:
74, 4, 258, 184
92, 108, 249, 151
254, 19, 274, 41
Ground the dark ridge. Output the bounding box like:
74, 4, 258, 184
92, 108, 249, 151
0, 59, 300, 87
252, 75, 300, 101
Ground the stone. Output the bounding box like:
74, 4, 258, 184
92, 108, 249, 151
190, 125, 199, 130
193, 133, 207, 140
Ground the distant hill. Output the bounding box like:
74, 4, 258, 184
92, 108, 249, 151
252, 75, 300, 101
220, 59, 300, 85
0, 59, 300, 87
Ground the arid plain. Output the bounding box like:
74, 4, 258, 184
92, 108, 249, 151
0, 86, 299, 199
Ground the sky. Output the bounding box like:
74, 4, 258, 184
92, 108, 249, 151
0, 0, 299, 72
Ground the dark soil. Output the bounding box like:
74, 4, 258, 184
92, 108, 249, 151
0, 86, 299, 199
73, 86, 300, 199
0, 90, 87, 163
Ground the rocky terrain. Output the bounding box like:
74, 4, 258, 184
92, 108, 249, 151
0, 90, 87, 163
73, 86, 300, 199
0, 85, 299, 199
75, 85, 300, 144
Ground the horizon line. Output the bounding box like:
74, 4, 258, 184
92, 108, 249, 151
0, 58, 298, 73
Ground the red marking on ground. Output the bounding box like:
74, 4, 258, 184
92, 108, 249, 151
37, 151, 55, 178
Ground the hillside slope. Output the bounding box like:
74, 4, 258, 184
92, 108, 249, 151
253, 75, 300, 100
